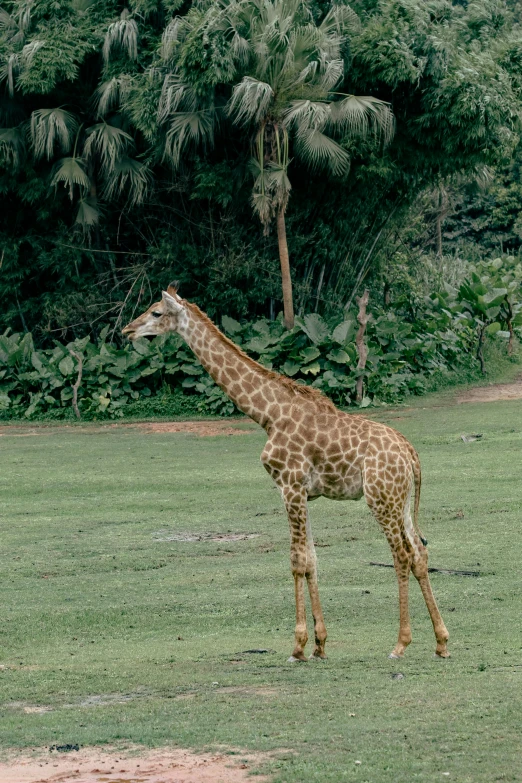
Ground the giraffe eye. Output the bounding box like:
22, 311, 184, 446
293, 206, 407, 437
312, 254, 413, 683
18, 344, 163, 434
152, 311, 162, 318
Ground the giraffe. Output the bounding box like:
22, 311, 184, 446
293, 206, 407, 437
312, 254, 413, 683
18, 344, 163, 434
122, 286, 449, 661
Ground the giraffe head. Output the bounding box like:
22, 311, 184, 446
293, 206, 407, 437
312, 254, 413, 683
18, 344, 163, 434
122, 284, 186, 341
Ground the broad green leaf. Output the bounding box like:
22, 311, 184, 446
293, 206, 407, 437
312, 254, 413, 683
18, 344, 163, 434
245, 335, 272, 352
485, 321, 501, 335
300, 346, 321, 363
281, 360, 301, 377
222, 315, 242, 334
299, 313, 329, 345
252, 320, 270, 335
132, 339, 152, 356
483, 288, 507, 306
327, 348, 350, 364
58, 355, 74, 376
332, 319, 355, 344
98, 395, 111, 411
301, 361, 321, 375
181, 363, 204, 375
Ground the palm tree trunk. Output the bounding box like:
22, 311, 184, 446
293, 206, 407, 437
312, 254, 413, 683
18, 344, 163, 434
277, 207, 294, 330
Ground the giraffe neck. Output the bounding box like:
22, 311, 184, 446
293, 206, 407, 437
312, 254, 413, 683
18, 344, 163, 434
177, 304, 286, 429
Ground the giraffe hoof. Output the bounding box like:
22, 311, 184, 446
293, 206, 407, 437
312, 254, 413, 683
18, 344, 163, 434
388, 652, 403, 659
287, 654, 308, 663
434, 650, 451, 659
309, 653, 328, 661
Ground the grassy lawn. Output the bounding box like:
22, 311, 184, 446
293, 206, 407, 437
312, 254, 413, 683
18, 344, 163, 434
1, 394, 521, 782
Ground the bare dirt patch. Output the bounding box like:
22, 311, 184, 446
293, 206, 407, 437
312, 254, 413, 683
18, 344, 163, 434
134, 419, 256, 436
5, 702, 52, 715
457, 376, 522, 403
0, 418, 256, 438
153, 530, 260, 543
0, 746, 271, 783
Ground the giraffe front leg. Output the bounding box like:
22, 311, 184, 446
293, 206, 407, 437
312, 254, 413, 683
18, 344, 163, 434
289, 568, 308, 662
305, 512, 327, 659
283, 485, 310, 662
306, 570, 327, 659
389, 548, 413, 659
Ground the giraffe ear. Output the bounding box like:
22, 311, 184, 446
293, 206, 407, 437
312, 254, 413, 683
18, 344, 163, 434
162, 290, 183, 313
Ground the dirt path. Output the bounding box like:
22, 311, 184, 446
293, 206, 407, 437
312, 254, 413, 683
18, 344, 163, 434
0, 747, 270, 783
457, 375, 522, 403
0, 418, 257, 437
1, 376, 521, 439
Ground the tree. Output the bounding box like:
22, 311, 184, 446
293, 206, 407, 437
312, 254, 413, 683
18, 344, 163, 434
0, 0, 521, 341
0, 3, 150, 233
154, 0, 394, 328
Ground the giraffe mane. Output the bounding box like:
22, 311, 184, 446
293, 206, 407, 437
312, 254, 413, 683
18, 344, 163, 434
184, 300, 337, 412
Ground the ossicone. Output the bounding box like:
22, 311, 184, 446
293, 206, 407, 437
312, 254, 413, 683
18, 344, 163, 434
167, 280, 180, 296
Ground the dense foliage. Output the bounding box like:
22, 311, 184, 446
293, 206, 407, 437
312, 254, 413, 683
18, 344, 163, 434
1, 258, 520, 419
1, 0, 521, 344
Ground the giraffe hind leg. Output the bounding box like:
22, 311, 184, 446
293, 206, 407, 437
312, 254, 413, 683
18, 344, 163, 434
364, 463, 415, 658
411, 548, 450, 658
281, 484, 311, 662
365, 463, 449, 658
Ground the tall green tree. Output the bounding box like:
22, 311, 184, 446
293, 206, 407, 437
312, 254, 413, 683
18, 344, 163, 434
155, 0, 394, 328
0, 0, 521, 341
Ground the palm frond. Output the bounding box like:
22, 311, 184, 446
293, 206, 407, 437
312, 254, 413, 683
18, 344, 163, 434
160, 17, 184, 62
163, 110, 215, 167
0, 53, 20, 97
294, 126, 350, 176
158, 74, 198, 122
267, 161, 291, 197
283, 100, 329, 130
251, 190, 273, 227
94, 77, 131, 117
15, 1, 33, 34
290, 24, 325, 70
75, 196, 99, 231
319, 58, 344, 91
103, 10, 138, 63
102, 156, 151, 206
329, 95, 395, 144
21, 40, 45, 64
84, 122, 134, 171
0, 127, 25, 169
319, 4, 359, 38
230, 31, 250, 65
0, 8, 16, 32
51, 156, 90, 200
292, 59, 318, 86
30, 108, 78, 160
227, 76, 274, 125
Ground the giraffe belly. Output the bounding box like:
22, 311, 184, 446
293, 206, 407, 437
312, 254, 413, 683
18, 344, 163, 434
306, 470, 364, 501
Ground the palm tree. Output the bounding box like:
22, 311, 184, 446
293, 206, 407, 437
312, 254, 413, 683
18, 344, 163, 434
157, 0, 394, 327
0, 6, 150, 234
27, 108, 150, 232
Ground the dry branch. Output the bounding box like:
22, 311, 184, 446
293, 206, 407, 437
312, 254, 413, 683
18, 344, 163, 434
69, 350, 83, 420
369, 562, 482, 577
355, 288, 370, 403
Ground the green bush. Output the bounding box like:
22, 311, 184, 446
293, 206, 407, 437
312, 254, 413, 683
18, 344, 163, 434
1, 295, 507, 420
3, 258, 521, 420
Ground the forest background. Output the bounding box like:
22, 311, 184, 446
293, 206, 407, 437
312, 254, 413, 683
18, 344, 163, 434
1, 0, 522, 419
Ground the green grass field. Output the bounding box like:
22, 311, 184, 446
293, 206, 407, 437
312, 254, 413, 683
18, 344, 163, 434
1, 393, 521, 782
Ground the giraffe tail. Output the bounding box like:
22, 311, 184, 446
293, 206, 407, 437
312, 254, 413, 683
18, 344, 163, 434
412, 452, 428, 547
